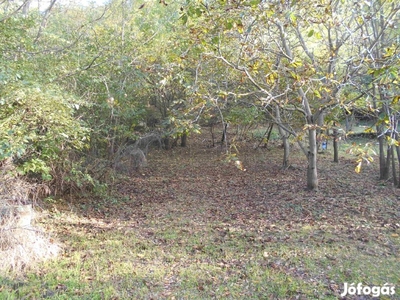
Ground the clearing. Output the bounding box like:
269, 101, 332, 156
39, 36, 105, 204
1, 135, 399, 299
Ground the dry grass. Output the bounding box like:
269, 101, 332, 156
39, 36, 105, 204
0, 159, 59, 275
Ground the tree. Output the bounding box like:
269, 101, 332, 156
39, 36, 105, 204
0, 8, 89, 187
348, 0, 400, 181
182, 0, 399, 190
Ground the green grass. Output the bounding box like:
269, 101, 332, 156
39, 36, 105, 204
1, 208, 398, 299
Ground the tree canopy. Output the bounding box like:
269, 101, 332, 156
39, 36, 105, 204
0, 0, 399, 194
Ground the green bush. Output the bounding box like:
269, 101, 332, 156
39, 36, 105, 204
0, 83, 89, 180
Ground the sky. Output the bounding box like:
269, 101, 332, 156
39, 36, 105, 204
31, 0, 109, 11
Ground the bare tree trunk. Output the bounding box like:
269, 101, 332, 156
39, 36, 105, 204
181, 133, 187, 147
383, 144, 391, 180
345, 112, 354, 133
275, 105, 290, 168
396, 145, 400, 188
391, 146, 397, 186
333, 128, 339, 163
297, 89, 318, 190
255, 123, 273, 149
221, 122, 228, 152
316, 110, 325, 151
34, 0, 57, 43
22, 0, 31, 16
378, 133, 388, 180
163, 136, 171, 150
282, 136, 290, 168
265, 123, 274, 149
307, 128, 318, 190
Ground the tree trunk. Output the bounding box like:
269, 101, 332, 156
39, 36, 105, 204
307, 127, 318, 190
221, 123, 228, 144
275, 105, 290, 168
298, 89, 318, 191
22, 0, 31, 16
277, 20, 318, 190
221, 122, 228, 152
345, 112, 354, 133
316, 110, 325, 151
210, 125, 215, 147
396, 145, 400, 188
377, 132, 388, 180
333, 128, 339, 163
265, 123, 274, 147
163, 136, 171, 150
383, 144, 391, 180
181, 132, 187, 147
254, 123, 273, 149
390, 146, 397, 186
282, 136, 290, 168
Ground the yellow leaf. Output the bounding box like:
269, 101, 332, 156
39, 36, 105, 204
355, 162, 362, 173
392, 95, 400, 105
364, 127, 374, 133
314, 90, 322, 98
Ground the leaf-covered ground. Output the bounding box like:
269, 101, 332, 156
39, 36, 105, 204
1, 136, 399, 299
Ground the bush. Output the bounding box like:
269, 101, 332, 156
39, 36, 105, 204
0, 83, 89, 181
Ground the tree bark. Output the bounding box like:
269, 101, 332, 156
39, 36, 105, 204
307, 128, 318, 190
333, 128, 339, 163
298, 89, 318, 190
163, 136, 171, 150
316, 110, 325, 151
396, 145, 400, 188
275, 105, 290, 168
377, 133, 388, 180
210, 125, 215, 147
390, 146, 397, 186
181, 132, 187, 147
221, 122, 229, 152
383, 144, 391, 180
345, 113, 354, 133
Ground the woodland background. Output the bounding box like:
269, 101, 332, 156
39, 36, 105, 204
0, 0, 399, 299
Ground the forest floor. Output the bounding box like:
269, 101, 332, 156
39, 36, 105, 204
1, 134, 399, 299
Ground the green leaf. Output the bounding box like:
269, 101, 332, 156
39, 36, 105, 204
195, 8, 202, 17
211, 36, 220, 45
249, 0, 259, 7
181, 14, 188, 24
314, 31, 322, 39
236, 21, 244, 34
307, 29, 314, 37
225, 20, 234, 30
288, 12, 297, 23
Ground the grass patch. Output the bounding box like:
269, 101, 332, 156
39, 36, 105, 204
2, 210, 398, 299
